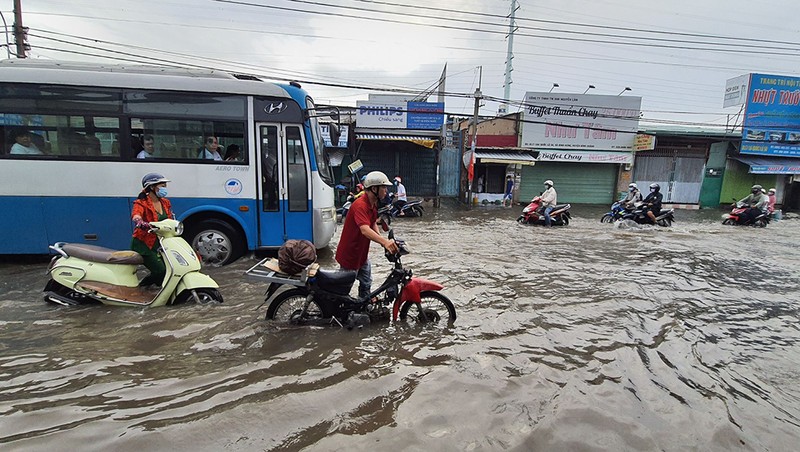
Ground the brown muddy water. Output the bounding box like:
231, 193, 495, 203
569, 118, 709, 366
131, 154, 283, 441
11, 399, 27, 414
1, 204, 799, 451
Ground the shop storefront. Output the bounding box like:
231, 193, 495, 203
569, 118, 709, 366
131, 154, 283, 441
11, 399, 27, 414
519, 151, 630, 204
632, 141, 707, 204
352, 96, 444, 198
473, 149, 535, 203
353, 131, 440, 197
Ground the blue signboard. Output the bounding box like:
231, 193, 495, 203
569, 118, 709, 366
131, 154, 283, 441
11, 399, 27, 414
741, 73, 800, 157
407, 102, 444, 130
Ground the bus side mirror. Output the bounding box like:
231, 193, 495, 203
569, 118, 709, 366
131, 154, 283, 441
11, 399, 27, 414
328, 124, 341, 148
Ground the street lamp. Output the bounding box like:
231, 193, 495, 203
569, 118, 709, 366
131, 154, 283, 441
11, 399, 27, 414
548, 83, 559, 93
618, 87, 632, 96
582, 84, 595, 94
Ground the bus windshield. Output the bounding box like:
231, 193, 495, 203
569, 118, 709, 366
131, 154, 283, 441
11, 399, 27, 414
306, 97, 334, 186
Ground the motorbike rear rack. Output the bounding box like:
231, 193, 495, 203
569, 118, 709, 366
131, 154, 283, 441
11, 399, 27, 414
244, 257, 318, 286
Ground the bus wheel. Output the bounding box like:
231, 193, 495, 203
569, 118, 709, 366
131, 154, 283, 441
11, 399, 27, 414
187, 219, 244, 266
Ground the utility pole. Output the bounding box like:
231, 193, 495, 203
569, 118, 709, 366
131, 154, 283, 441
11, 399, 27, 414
467, 66, 482, 210
499, 0, 518, 115
13, 0, 27, 58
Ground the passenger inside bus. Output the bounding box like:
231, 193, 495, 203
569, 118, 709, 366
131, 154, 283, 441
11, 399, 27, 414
199, 136, 222, 160
224, 144, 241, 161
9, 128, 43, 155
137, 135, 155, 159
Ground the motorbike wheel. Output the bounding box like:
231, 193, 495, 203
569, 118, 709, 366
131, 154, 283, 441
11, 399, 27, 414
174, 288, 224, 305
560, 214, 570, 226
516, 215, 526, 224
657, 218, 672, 227
399, 291, 456, 328
266, 288, 322, 323
756, 218, 768, 228
600, 214, 614, 223
722, 219, 735, 226
412, 206, 424, 217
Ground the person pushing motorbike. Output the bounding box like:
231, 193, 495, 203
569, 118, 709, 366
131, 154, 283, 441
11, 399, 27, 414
335, 171, 399, 299
641, 183, 663, 224
736, 184, 769, 224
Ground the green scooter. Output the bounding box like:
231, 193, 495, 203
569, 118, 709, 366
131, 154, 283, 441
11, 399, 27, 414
44, 219, 223, 307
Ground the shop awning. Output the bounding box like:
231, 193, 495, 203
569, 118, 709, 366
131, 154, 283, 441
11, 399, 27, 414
356, 134, 437, 149
475, 150, 537, 166
733, 156, 800, 174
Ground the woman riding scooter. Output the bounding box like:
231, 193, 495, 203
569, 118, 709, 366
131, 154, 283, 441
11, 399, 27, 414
132, 173, 173, 287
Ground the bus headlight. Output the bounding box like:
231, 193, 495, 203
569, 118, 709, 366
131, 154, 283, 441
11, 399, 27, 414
321, 207, 335, 222
175, 222, 184, 236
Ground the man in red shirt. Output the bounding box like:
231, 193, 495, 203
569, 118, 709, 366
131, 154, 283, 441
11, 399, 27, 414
335, 171, 399, 298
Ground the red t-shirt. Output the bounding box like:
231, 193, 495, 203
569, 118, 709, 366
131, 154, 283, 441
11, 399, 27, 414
335, 194, 377, 270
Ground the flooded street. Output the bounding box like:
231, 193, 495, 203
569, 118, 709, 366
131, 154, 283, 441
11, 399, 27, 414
2, 204, 800, 450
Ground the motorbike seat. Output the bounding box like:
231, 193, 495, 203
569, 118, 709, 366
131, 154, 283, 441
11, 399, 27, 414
62, 243, 144, 265
315, 268, 357, 285
552, 203, 570, 210
314, 268, 357, 295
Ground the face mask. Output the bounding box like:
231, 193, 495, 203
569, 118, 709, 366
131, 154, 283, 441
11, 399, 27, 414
156, 187, 168, 198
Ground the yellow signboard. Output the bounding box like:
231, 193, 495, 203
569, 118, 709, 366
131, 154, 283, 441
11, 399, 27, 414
634, 134, 656, 151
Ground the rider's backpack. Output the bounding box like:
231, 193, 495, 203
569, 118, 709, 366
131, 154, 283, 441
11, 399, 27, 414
278, 239, 317, 275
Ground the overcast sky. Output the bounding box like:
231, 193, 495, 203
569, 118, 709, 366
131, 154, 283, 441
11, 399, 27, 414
3, 0, 800, 129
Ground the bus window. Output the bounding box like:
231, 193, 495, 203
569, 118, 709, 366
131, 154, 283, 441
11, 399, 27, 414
124, 91, 246, 119
285, 126, 308, 212
0, 84, 122, 113
130, 118, 246, 161
1, 114, 120, 158
260, 125, 279, 212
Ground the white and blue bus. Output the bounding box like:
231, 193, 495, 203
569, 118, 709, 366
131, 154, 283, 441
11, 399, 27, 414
0, 60, 337, 265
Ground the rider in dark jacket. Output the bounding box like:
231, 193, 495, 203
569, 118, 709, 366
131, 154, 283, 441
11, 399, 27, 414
641, 183, 663, 224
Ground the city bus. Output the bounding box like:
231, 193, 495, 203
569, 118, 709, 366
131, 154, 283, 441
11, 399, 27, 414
0, 59, 337, 265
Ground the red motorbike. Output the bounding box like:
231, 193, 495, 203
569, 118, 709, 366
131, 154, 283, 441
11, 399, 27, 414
723, 199, 770, 227
516, 196, 572, 226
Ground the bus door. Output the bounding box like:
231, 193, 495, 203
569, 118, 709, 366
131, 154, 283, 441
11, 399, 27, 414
257, 123, 313, 246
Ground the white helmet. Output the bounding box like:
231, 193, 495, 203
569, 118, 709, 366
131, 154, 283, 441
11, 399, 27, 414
363, 171, 393, 188
544, 180, 553, 187
629, 183, 638, 189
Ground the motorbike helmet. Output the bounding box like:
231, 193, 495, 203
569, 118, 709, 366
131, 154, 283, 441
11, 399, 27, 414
142, 173, 170, 190
363, 171, 393, 189
355, 183, 364, 192
649, 183, 660, 192
544, 180, 554, 187
629, 183, 638, 191
751, 184, 763, 194
768, 188, 776, 194
394, 176, 402, 184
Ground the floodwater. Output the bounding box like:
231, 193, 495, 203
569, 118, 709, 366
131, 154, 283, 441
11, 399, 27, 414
1, 203, 800, 451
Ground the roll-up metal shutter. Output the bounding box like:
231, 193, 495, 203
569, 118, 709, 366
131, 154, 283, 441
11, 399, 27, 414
356, 143, 437, 196
520, 162, 617, 204
633, 147, 706, 203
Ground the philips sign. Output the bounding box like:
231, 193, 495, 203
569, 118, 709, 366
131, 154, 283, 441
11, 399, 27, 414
356, 101, 444, 130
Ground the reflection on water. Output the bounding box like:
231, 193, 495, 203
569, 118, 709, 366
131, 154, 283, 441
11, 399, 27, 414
1, 203, 800, 450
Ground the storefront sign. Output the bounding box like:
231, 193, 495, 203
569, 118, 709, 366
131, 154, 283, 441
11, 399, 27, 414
536, 150, 633, 164
356, 101, 444, 130
723, 74, 750, 108
520, 92, 641, 150
634, 134, 656, 151
749, 163, 800, 174
741, 73, 800, 157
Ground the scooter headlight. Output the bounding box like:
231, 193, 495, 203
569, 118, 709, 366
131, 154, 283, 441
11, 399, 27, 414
523, 206, 531, 213
175, 222, 184, 236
